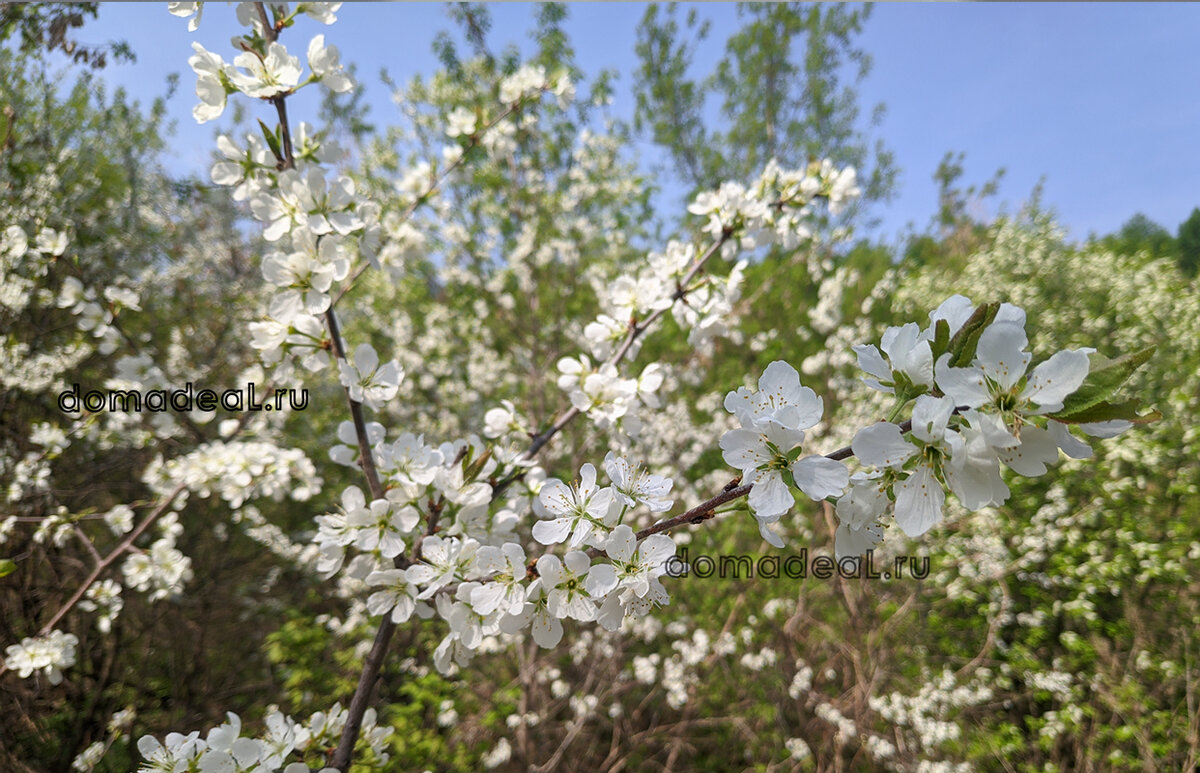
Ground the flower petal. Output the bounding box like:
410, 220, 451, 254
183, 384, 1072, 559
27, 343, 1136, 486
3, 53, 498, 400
747, 471, 793, 518
851, 422, 915, 469
791, 455, 849, 501
894, 466, 944, 537
1022, 349, 1091, 411
975, 322, 1031, 391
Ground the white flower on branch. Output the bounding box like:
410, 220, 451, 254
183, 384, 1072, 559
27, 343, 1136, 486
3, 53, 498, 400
533, 463, 615, 548
306, 34, 354, 93
536, 550, 602, 622
498, 64, 547, 104
211, 134, 270, 201
365, 568, 420, 623
604, 452, 674, 512
188, 43, 232, 124
853, 321, 934, 394
720, 361, 849, 546
3, 630, 79, 685
337, 343, 403, 410
444, 106, 477, 139
232, 42, 302, 99
168, 1, 203, 31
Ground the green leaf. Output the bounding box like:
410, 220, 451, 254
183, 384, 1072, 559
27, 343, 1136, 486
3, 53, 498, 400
1050, 399, 1162, 426
258, 118, 283, 163
463, 447, 493, 482
0, 559, 15, 578
930, 318, 951, 360
1054, 346, 1156, 417
948, 302, 999, 367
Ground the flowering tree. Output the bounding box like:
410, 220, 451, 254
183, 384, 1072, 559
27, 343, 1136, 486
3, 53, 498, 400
2, 4, 1186, 772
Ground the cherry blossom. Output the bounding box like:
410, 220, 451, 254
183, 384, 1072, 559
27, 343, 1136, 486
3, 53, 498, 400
532, 463, 616, 548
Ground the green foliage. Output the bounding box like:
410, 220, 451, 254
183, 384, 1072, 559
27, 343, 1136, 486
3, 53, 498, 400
1176, 206, 1200, 277
1095, 212, 1176, 261
0, 2, 132, 69
634, 2, 896, 224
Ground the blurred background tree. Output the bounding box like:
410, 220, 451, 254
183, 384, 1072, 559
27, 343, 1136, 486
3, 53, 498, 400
633, 2, 896, 230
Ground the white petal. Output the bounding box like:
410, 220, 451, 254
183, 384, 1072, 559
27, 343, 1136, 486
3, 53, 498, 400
638, 535, 676, 567
853, 344, 892, 382
995, 302, 1027, 328
851, 422, 915, 469
945, 456, 1008, 511
604, 525, 636, 563
997, 426, 1059, 476
757, 360, 800, 395
585, 565, 618, 596
758, 420, 807, 452
720, 428, 770, 473
470, 583, 508, 615
595, 593, 626, 631
564, 550, 592, 576
934, 355, 990, 408
1048, 420, 1092, 459
530, 611, 563, 648
1022, 349, 1091, 410
366, 591, 397, 617
894, 466, 944, 537
834, 521, 884, 560
353, 343, 379, 374
925, 294, 975, 337
535, 555, 564, 584
747, 471, 793, 517
532, 518, 572, 546
910, 395, 955, 443
756, 516, 785, 548
579, 463, 598, 494
563, 593, 596, 622
965, 409, 1021, 450
791, 455, 849, 501
900, 339, 934, 387
723, 385, 758, 425
1079, 419, 1132, 438
975, 322, 1031, 391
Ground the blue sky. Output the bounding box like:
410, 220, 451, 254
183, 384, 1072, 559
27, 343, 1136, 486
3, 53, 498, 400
64, 2, 1200, 246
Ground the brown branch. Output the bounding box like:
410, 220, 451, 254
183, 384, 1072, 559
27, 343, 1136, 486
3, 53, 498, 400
321, 309, 385, 502
272, 95, 295, 171
526, 412, 927, 576
0, 480, 188, 679
245, 9, 394, 765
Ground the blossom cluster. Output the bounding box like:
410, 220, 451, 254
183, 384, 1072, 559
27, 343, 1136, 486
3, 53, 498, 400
3, 629, 78, 685
313, 428, 681, 673
134, 703, 390, 773
719, 360, 848, 547
709, 295, 1143, 560
836, 294, 1132, 557
565, 159, 862, 440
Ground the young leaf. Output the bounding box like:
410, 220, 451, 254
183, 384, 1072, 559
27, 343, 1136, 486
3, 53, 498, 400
948, 302, 998, 367
930, 318, 951, 361
258, 118, 283, 163
1054, 346, 1156, 417
1050, 399, 1162, 426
